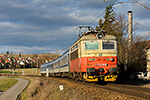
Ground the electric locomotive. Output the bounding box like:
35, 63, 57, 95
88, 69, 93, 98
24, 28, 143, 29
69, 26, 118, 82
40, 26, 118, 82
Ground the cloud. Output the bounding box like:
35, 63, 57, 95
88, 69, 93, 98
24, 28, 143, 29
0, 45, 56, 54
136, 19, 150, 32
0, 0, 149, 54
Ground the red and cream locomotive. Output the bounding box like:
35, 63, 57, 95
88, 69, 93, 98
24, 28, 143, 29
40, 26, 118, 82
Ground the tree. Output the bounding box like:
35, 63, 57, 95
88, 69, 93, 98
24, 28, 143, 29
103, 4, 116, 34
0, 58, 5, 69
96, 5, 149, 79
96, 4, 116, 35
33, 54, 38, 57
6, 51, 9, 57
19, 52, 22, 57
11, 57, 15, 69
95, 19, 103, 31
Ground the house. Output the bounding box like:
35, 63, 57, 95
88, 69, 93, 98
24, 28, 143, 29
144, 41, 150, 80
145, 42, 150, 72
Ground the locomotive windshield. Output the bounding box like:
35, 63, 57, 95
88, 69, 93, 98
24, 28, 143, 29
85, 41, 99, 50
102, 41, 114, 49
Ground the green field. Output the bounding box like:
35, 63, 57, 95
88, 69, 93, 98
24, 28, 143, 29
0, 68, 41, 75
0, 79, 18, 91
0, 70, 17, 74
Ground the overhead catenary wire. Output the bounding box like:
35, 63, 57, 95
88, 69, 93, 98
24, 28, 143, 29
83, 0, 99, 21
68, 0, 150, 48
89, 2, 117, 25
61, 1, 122, 49
104, 0, 136, 3
134, 0, 150, 11
72, 0, 105, 40
65, 0, 99, 46
89, 10, 105, 25
104, 0, 150, 11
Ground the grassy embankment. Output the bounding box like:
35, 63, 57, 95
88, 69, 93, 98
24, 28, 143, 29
0, 79, 18, 92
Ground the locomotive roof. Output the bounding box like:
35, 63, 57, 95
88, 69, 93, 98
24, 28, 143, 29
73, 31, 117, 44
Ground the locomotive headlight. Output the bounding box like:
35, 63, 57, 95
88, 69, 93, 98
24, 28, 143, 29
109, 58, 114, 61
106, 58, 109, 61
89, 58, 92, 61
93, 58, 95, 61
89, 58, 95, 61
97, 33, 103, 39
106, 58, 114, 61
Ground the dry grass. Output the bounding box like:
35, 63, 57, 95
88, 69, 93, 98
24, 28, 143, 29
20, 77, 95, 100
20, 77, 142, 100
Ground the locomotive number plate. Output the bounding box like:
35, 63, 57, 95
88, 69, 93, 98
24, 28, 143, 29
95, 63, 107, 66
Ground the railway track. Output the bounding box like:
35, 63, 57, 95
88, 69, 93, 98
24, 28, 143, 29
49, 76, 150, 100
40, 75, 150, 100
92, 83, 150, 100
108, 83, 150, 94
1, 74, 150, 99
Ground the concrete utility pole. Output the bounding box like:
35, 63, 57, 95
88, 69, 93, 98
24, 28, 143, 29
128, 11, 133, 47
36, 57, 39, 75
18, 57, 20, 74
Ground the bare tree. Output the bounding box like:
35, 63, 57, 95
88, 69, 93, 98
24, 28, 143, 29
113, 14, 149, 76
96, 10, 149, 78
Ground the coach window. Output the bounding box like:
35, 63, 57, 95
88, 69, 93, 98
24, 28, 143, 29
85, 41, 99, 50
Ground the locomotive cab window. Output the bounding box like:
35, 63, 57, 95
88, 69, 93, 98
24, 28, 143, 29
102, 41, 115, 50
85, 41, 99, 50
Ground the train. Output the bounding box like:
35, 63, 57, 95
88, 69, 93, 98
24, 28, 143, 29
40, 26, 118, 82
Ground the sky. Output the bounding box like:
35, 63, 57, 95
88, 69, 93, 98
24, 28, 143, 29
0, 0, 149, 54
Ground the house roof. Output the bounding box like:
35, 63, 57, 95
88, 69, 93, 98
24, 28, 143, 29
145, 41, 150, 50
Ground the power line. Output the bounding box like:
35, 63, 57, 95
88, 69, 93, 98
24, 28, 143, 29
134, 0, 150, 11
83, 0, 99, 21
89, 10, 105, 25
104, 0, 136, 3
104, 0, 150, 11
88, 3, 118, 25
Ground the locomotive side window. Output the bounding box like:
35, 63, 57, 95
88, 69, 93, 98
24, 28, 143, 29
102, 41, 114, 49
71, 43, 78, 52
85, 41, 99, 50
70, 49, 78, 61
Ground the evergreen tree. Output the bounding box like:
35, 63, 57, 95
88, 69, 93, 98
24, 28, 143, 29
19, 52, 22, 57
6, 51, 9, 57
11, 57, 14, 68
96, 4, 116, 34
103, 4, 116, 32
95, 19, 103, 31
